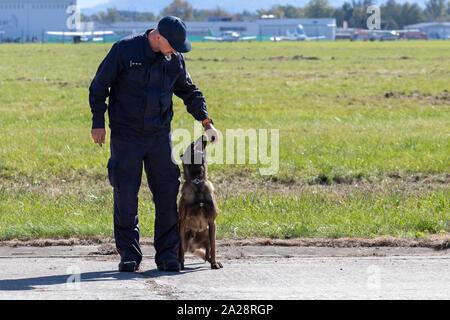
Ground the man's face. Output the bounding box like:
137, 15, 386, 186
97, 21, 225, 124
157, 34, 177, 56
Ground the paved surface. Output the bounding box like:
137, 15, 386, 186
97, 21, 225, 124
0, 245, 449, 299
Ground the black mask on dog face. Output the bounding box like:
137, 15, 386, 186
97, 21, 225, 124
180, 135, 208, 181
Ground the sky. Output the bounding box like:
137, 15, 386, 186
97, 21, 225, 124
77, 0, 108, 9
76, 0, 428, 12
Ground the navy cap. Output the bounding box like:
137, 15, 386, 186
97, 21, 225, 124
157, 16, 191, 53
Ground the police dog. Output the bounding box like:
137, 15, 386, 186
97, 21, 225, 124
178, 135, 223, 270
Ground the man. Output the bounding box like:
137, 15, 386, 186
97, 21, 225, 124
89, 16, 218, 272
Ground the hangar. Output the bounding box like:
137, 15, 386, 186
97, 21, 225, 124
404, 22, 450, 40
94, 18, 336, 42
0, 0, 74, 42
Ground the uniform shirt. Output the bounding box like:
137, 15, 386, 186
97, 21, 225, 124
89, 29, 210, 134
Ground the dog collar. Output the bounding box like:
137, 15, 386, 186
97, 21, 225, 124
191, 178, 207, 185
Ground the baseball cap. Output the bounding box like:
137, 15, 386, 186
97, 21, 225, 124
157, 16, 191, 53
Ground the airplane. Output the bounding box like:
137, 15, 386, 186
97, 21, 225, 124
270, 24, 326, 41
204, 30, 256, 42
45, 30, 114, 43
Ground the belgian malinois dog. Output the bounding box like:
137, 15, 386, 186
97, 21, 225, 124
178, 135, 223, 270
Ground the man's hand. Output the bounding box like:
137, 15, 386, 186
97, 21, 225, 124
91, 128, 106, 147
203, 122, 218, 144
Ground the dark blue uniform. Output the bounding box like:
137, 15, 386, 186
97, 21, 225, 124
89, 29, 210, 267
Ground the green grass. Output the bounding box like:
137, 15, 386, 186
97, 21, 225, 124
0, 40, 449, 240
1, 184, 447, 239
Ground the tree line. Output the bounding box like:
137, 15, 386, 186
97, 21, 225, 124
82, 0, 450, 29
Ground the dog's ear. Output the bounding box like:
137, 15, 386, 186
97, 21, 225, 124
201, 135, 207, 150
193, 135, 207, 152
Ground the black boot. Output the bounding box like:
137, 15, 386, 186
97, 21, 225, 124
157, 259, 181, 272
118, 260, 140, 272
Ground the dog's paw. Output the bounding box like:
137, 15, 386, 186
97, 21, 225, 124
180, 262, 185, 270
211, 261, 223, 269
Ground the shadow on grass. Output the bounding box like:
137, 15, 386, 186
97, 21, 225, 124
0, 262, 207, 291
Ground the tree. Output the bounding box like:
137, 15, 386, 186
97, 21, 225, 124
425, 0, 447, 21
348, 5, 367, 28
257, 4, 304, 18
94, 8, 125, 24
162, 0, 194, 21
334, 2, 354, 27
257, 5, 286, 18
304, 0, 335, 18
399, 3, 426, 27
351, 0, 374, 7
193, 7, 232, 21
381, 0, 402, 29
279, 5, 304, 18
233, 10, 257, 21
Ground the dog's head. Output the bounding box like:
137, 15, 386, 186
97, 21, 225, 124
180, 135, 208, 181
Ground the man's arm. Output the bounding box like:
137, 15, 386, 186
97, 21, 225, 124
89, 43, 122, 145
174, 55, 218, 143
173, 55, 210, 123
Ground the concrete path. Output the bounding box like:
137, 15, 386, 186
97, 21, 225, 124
0, 244, 449, 299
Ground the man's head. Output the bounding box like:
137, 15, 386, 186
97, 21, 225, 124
152, 16, 191, 56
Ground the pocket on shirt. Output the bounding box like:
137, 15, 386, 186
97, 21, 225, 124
159, 91, 173, 113
162, 70, 181, 92
127, 66, 147, 84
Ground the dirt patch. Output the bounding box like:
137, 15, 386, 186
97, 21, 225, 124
0, 236, 112, 247
384, 89, 449, 103
1, 172, 448, 199
212, 173, 449, 198
88, 243, 117, 255
222, 234, 450, 250
2, 234, 449, 250
5, 76, 88, 88
143, 279, 176, 299
267, 55, 320, 61
186, 55, 320, 62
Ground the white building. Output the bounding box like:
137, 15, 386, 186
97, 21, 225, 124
0, 0, 75, 42
0, 1, 336, 43
404, 22, 450, 40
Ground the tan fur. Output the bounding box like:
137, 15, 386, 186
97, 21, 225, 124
178, 162, 222, 269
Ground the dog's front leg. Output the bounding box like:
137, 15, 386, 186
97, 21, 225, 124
179, 221, 186, 270
208, 221, 223, 269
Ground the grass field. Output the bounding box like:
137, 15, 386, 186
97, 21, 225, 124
0, 40, 448, 240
